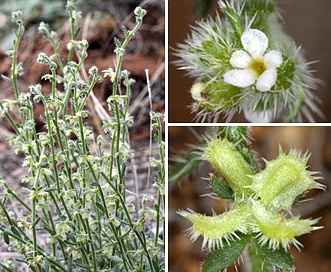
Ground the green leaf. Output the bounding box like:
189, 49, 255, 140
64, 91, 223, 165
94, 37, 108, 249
45, 188, 57, 192
218, 126, 247, 149
68, 254, 73, 272
43, 257, 49, 272
222, 7, 243, 40
210, 174, 234, 199
122, 26, 129, 37
109, 256, 122, 262
95, 202, 105, 213
10, 226, 21, 238
3, 231, 10, 244
114, 37, 122, 49
248, 243, 272, 272
67, 233, 77, 243
202, 233, 250, 272
99, 258, 106, 269
74, 262, 93, 269
56, 41, 62, 52
74, 27, 81, 39
257, 243, 293, 270
168, 149, 201, 185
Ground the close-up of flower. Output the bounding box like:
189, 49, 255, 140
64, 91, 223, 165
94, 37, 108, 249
223, 29, 282, 93
173, 0, 323, 123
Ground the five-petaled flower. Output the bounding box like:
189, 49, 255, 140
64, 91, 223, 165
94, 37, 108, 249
224, 29, 282, 92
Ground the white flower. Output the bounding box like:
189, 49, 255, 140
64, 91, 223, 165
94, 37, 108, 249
224, 29, 282, 92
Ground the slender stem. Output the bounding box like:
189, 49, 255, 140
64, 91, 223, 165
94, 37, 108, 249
112, 15, 144, 96
0, 102, 21, 135
31, 149, 45, 257
78, 74, 98, 112
11, 21, 24, 100
67, 6, 76, 62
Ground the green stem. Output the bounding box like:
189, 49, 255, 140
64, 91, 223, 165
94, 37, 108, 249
11, 21, 24, 100
67, 6, 76, 62
31, 148, 46, 261
101, 172, 155, 271
78, 74, 98, 112
112, 14, 144, 96
0, 102, 21, 135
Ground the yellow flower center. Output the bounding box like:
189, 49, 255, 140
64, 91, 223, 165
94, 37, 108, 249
250, 58, 267, 76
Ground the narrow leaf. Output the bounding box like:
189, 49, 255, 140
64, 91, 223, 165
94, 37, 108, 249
43, 256, 49, 272
109, 256, 122, 262
45, 188, 57, 192
114, 37, 121, 48
168, 149, 201, 185
56, 41, 62, 52
68, 254, 73, 272
122, 26, 129, 37
74, 262, 93, 269
74, 27, 81, 39
248, 243, 272, 272
218, 126, 247, 149
1, 74, 11, 81
202, 233, 250, 272
257, 243, 293, 270
10, 226, 21, 238
67, 233, 77, 243
99, 258, 106, 269
3, 231, 10, 244
210, 174, 234, 199
222, 7, 243, 40
95, 202, 105, 213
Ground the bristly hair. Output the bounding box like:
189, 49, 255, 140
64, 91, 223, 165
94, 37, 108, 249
174, 0, 322, 122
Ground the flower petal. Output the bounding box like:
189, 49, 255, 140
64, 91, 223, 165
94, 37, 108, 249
230, 50, 252, 69
224, 69, 256, 88
241, 29, 268, 59
256, 67, 277, 92
264, 50, 282, 68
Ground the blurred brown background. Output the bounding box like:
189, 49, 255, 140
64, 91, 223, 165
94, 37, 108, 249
169, 0, 331, 123
168, 126, 331, 271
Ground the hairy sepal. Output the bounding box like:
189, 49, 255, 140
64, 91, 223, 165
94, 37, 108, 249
177, 201, 252, 250
203, 137, 254, 198
250, 148, 323, 212
252, 201, 321, 250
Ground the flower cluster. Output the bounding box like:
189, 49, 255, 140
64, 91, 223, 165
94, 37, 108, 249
178, 137, 325, 254
0, 3, 165, 271
175, 0, 320, 122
